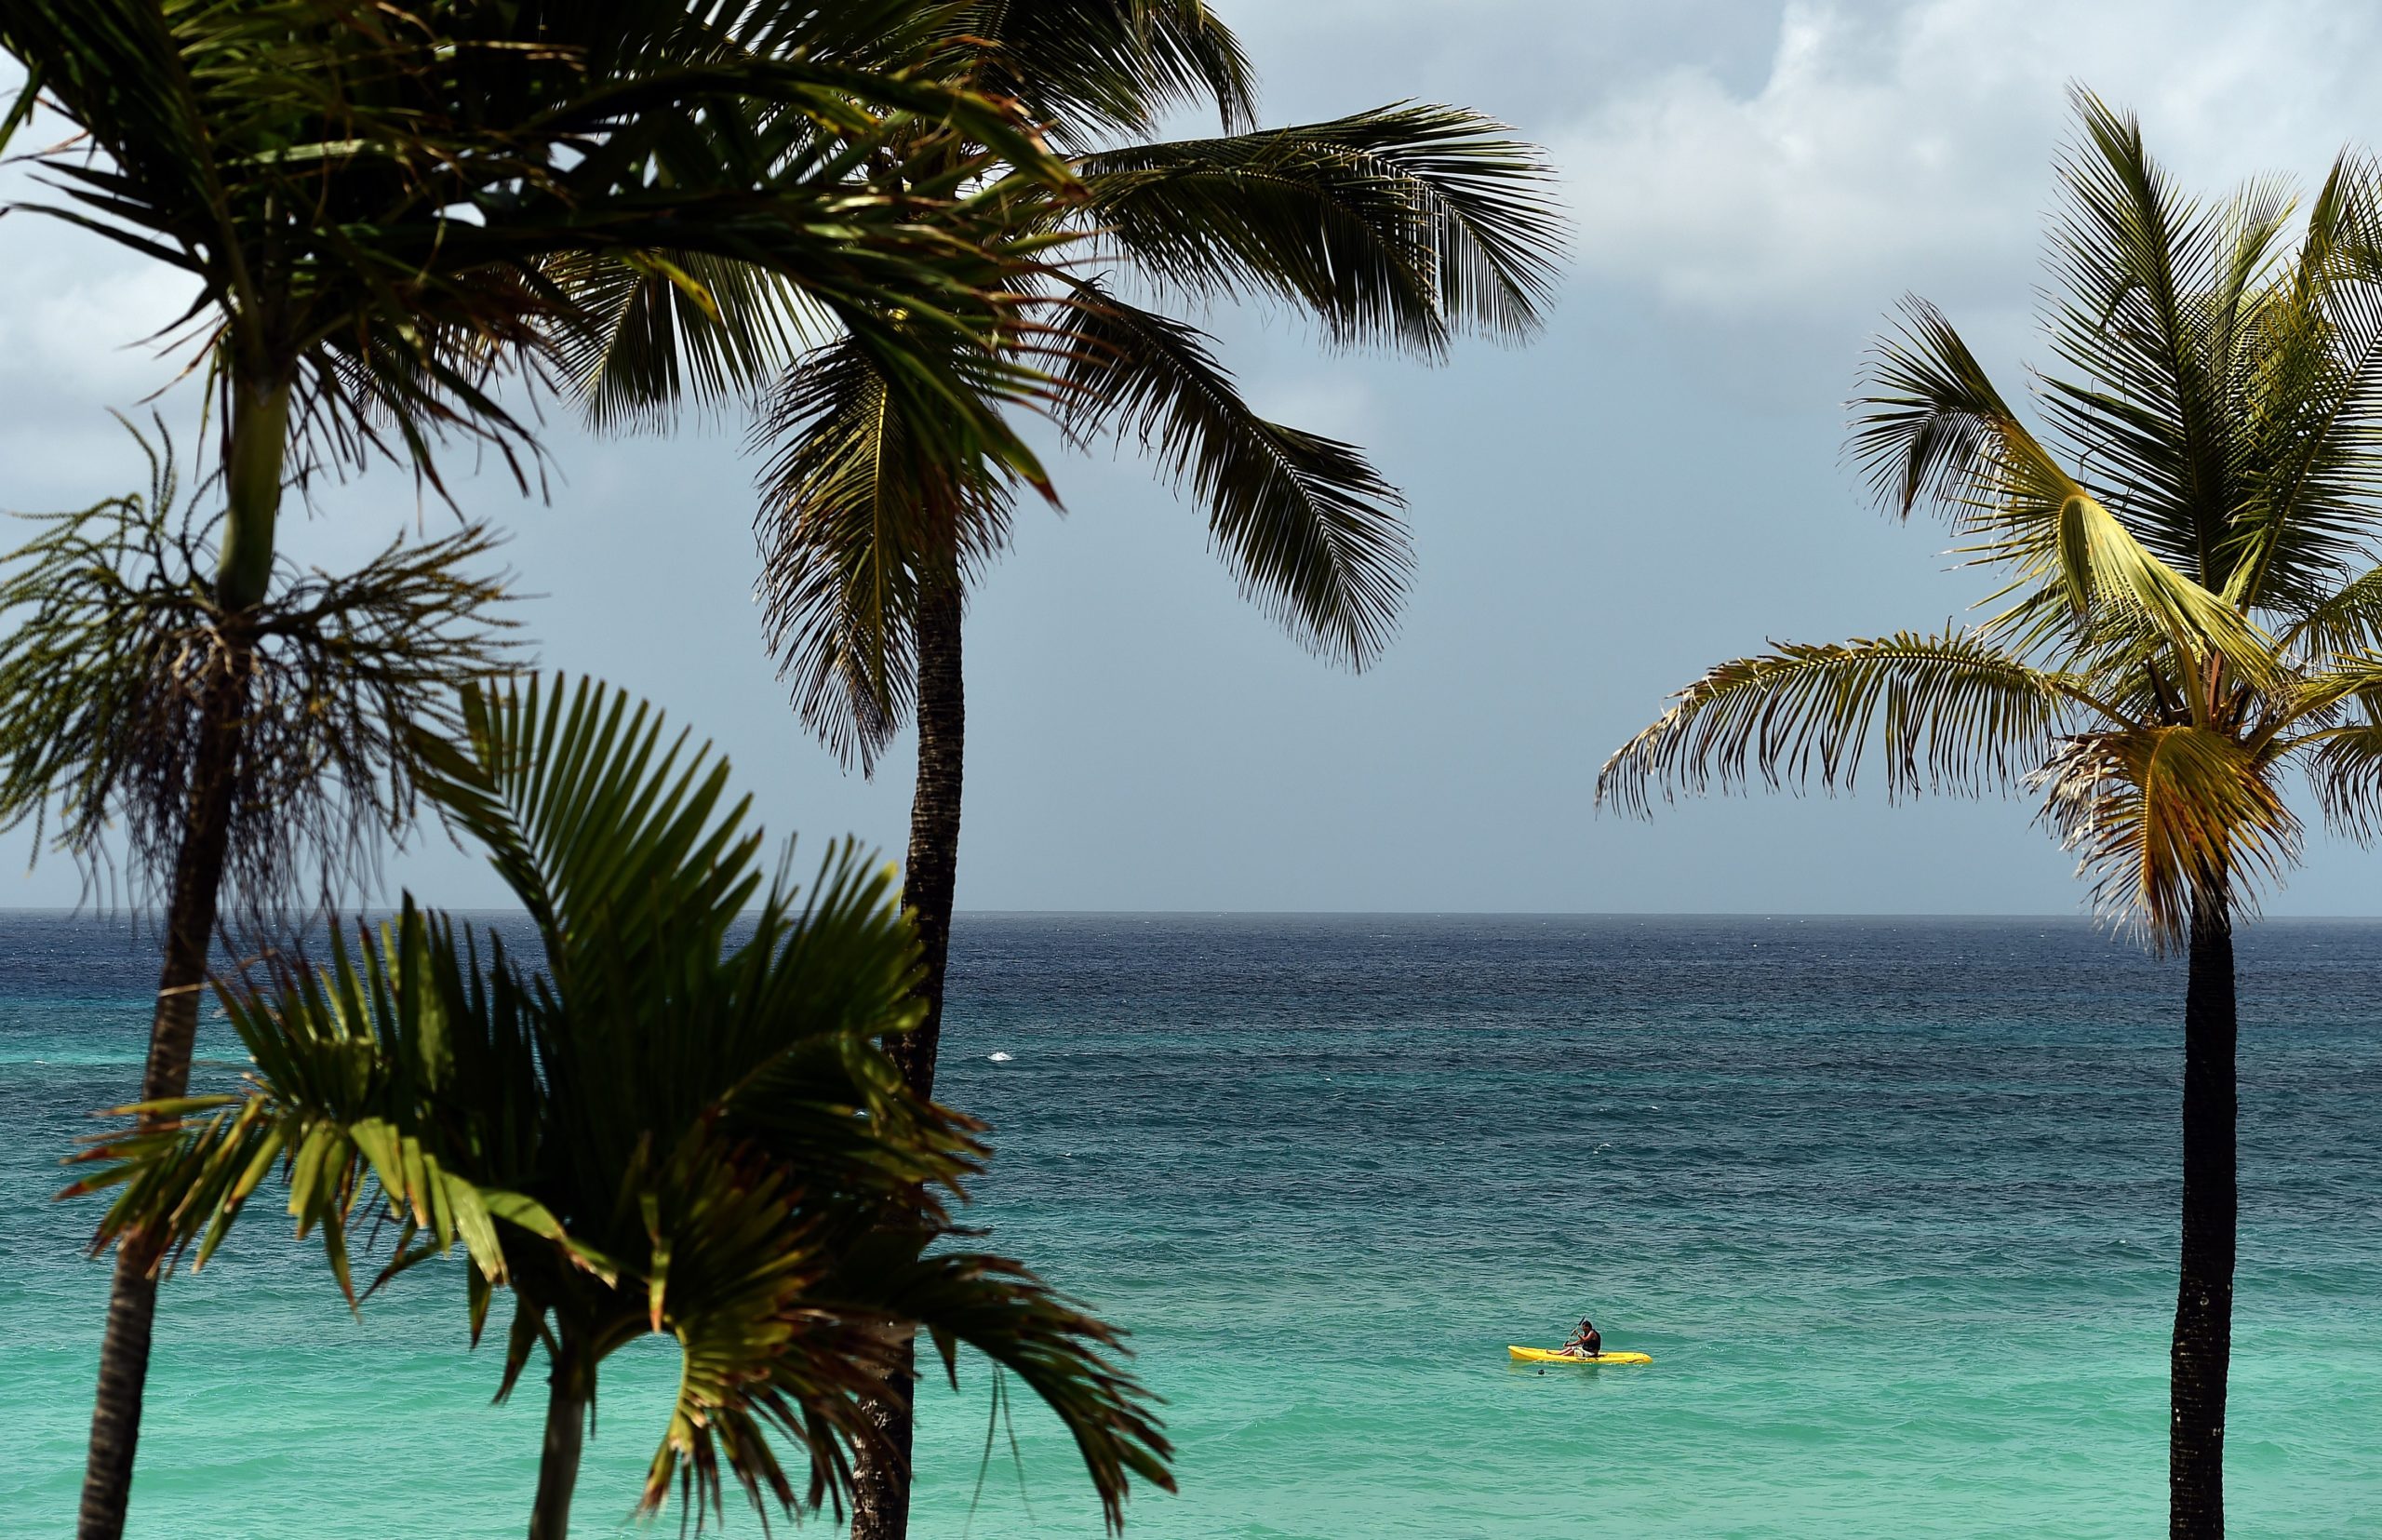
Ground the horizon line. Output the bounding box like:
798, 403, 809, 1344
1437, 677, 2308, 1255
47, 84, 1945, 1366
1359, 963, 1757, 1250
6, 905, 2382, 922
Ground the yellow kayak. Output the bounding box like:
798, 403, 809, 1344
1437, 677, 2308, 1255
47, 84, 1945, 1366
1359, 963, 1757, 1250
1507, 1346, 1653, 1366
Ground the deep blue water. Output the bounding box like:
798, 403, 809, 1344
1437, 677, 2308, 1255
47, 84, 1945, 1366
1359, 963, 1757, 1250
0, 914, 2376, 1536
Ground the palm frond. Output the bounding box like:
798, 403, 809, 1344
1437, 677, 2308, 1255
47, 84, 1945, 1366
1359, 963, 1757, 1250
0, 0, 1078, 511
831, 1236, 1175, 1533
1597, 630, 2090, 816
1056, 281, 1411, 667
1853, 297, 2287, 694
68, 907, 559, 1296
2029, 725, 2297, 944
408, 676, 763, 964
2278, 652, 2382, 724
1850, 297, 2016, 521
2034, 88, 2291, 588
0, 422, 519, 921
1076, 102, 1564, 350
2281, 560, 2382, 660
69, 673, 1171, 1533
751, 339, 1019, 770
945, 0, 1257, 145
2221, 151, 2382, 614
2296, 713, 2382, 842
641, 1136, 882, 1524
549, 252, 836, 434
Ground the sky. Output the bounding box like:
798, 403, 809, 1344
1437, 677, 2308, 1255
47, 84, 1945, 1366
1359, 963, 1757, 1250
5, 0, 2382, 915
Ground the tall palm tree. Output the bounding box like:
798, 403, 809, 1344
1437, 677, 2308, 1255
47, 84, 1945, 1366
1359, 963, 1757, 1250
579, 4, 1562, 1079
0, 422, 517, 1533
1598, 93, 2382, 1540
67, 676, 1171, 1540
655, 15, 1566, 1531
0, 5, 1080, 1533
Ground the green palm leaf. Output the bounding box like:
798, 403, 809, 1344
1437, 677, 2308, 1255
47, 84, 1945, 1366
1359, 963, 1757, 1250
1854, 295, 2288, 696
752, 339, 1020, 768
1077, 101, 1564, 350
1598, 630, 2101, 817
1054, 279, 1412, 667
2278, 561, 2382, 659
68, 676, 1169, 1534
0, 0, 1081, 574
2035, 88, 2293, 588
2297, 715, 2382, 841
943, 0, 1256, 146
552, 250, 836, 434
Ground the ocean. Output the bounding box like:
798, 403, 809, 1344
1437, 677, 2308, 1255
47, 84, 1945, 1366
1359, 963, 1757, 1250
0, 914, 2375, 1537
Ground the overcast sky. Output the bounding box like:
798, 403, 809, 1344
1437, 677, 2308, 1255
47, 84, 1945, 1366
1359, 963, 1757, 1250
6, 0, 2382, 915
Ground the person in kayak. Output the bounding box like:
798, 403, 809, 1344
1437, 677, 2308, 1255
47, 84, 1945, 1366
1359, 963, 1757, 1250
1560, 1317, 1602, 1358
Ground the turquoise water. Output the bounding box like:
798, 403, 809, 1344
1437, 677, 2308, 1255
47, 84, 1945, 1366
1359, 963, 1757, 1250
2, 914, 2377, 1537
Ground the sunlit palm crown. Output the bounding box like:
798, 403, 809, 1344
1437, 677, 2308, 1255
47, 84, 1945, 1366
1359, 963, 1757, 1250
1599, 93, 2382, 942
572, 1, 1568, 767
68, 677, 1168, 1531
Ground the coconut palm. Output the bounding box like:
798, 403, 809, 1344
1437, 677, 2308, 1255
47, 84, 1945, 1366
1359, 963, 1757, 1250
1598, 93, 2382, 1540
715, 20, 1564, 1530
0, 5, 1080, 1530
765, 74, 1559, 1036
578, 5, 1563, 1073
66, 675, 1170, 1540
569, 16, 1564, 1522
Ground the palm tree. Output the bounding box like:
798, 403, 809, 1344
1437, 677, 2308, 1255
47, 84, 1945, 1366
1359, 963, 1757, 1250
0, 6, 1083, 1531
742, 22, 1565, 1532
0, 423, 516, 1531
66, 676, 1171, 1540
1598, 92, 2382, 1540
569, 17, 1564, 1524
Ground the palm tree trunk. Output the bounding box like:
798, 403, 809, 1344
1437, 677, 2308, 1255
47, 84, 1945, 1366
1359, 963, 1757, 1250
2171, 888, 2237, 1539
528, 1336, 594, 1540
80, 368, 283, 1540
76, 658, 248, 1540
890, 571, 965, 1097
850, 572, 966, 1540
213, 374, 290, 612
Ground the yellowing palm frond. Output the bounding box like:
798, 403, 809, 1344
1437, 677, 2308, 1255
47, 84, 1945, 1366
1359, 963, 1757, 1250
2280, 652, 2382, 722
2030, 726, 2297, 941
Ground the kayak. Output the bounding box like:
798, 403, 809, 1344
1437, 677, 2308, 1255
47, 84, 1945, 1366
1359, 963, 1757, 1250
1507, 1346, 1653, 1366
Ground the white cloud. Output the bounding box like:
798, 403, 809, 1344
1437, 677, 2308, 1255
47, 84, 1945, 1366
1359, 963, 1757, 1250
3, 263, 196, 396
0, 199, 207, 504
1556, 0, 2382, 316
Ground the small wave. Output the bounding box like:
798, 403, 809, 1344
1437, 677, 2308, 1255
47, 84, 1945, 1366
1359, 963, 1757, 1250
987, 1051, 1014, 1063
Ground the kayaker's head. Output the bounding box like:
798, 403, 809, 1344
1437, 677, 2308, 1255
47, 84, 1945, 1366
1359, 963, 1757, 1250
1578, 1318, 1594, 1331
